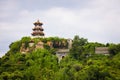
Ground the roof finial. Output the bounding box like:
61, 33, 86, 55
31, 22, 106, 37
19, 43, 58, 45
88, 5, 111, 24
37, 19, 39, 22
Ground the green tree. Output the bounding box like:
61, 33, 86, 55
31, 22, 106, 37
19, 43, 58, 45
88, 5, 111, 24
109, 43, 120, 56
9, 41, 21, 53
21, 37, 31, 48
70, 35, 88, 60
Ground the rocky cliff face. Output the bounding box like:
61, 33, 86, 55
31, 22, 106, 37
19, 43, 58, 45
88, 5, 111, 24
19, 37, 72, 53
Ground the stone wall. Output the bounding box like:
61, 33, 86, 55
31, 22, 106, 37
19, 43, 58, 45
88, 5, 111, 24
95, 47, 109, 55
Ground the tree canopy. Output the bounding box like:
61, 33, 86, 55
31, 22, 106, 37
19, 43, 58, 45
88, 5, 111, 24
0, 36, 120, 80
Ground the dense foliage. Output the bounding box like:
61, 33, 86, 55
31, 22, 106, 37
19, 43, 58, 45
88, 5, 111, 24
0, 36, 120, 80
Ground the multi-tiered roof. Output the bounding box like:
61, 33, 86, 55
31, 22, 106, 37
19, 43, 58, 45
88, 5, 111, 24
31, 20, 45, 37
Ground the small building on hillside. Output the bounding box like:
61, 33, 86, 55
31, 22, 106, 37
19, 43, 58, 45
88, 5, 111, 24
56, 49, 69, 62
95, 47, 109, 55
55, 39, 72, 61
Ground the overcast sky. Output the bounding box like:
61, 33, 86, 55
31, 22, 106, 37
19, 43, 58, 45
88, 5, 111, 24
0, 0, 120, 57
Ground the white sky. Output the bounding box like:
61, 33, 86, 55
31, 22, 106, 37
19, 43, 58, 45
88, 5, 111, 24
0, 0, 120, 57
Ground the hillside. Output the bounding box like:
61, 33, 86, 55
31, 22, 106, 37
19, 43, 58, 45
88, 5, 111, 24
0, 35, 120, 80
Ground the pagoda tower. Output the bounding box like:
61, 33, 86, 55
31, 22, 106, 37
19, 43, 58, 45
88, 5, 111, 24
31, 20, 45, 37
